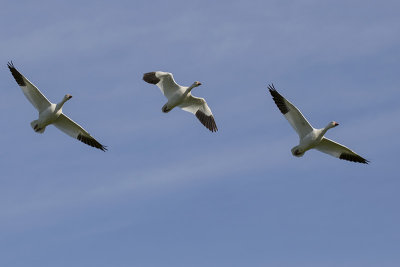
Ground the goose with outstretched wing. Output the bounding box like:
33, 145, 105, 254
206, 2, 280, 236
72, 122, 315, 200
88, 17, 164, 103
143, 71, 218, 132
8, 62, 107, 151
268, 84, 368, 164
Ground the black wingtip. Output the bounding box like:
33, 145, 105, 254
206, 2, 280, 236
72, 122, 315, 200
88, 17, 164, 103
7, 61, 26, 86
268, 83, 289, 114
339, 153, 369, 164
7, 60, 14, 68
195, 110, 218, 132
267, 83, 276, 93
77, 133, 108, 151
143, 72, 160, 84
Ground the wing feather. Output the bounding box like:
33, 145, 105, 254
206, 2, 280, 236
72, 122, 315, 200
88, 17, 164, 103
316, 138, 369, 164
179, 96, 218, 132
143, 71, 183, 99
268, 84, 313, 138
53, 114, 107, 151
7, 62, 51, 112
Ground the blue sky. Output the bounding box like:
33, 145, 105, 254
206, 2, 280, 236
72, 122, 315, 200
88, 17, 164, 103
1, 0, 399, 266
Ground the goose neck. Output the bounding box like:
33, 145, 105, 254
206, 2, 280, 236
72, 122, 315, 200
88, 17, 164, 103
184, 84, 196, 95
55, 98, 68, 112
321, 123, 334, 136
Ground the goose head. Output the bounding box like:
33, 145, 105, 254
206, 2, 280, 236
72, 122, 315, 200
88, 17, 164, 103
194, 81, 202, 87
190, 81, 202, 88
322, 121, 339, 134
56, 94, 73, 110
61, 94, 73, 104
328, 121, 339, 128
187, 81, 202, 92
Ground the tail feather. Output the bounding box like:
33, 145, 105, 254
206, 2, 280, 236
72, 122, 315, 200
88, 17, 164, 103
291, 147, 304, 157
143, 72, 160, 84
30, 120, 45, 133
162, 103, 172, 113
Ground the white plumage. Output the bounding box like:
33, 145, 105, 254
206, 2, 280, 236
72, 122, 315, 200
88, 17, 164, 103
268, 84, 368, 164
8, 62, 107, 151
143, 71, 218, 132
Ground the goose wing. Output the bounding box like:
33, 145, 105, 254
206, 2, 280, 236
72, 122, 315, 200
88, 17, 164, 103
53, 114, 107, 151
179, 95, 218, 132
143, 71, 183, 99
315, 137, 369, 164
268, 84, 313, 138
7, 62, 51, 112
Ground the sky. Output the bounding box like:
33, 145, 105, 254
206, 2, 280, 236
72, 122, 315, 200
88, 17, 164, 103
0, 0, 399, 266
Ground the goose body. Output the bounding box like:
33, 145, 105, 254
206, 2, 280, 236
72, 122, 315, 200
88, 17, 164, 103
8, 62, 107, 151
143, 71, 218, 132
268, 84, 368, 164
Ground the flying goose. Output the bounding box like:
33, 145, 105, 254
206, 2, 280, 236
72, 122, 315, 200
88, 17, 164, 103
143, 71, 218, 132
8, 62, 107, 151
268, 84, 368, 164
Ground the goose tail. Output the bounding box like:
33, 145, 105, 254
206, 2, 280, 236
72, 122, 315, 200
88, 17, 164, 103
30, 120, 45, 133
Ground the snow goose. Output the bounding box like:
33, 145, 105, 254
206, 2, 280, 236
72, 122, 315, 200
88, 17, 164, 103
268, 84, 368, 164
143, 71, 218, 132
8, 62, 107, 151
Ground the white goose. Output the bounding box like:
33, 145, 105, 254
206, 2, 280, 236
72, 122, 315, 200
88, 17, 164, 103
8, 62, 107, 151
268, 84, 368, 164
143, 71, 218, 132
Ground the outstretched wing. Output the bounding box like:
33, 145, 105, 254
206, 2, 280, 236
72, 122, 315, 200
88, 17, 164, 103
268, 84, 313, 138
179, 95, 218, 132
7, 61, 51, 112
143, 71, 183, 99
315, 137, 369, 164
53, 114, 107, 151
